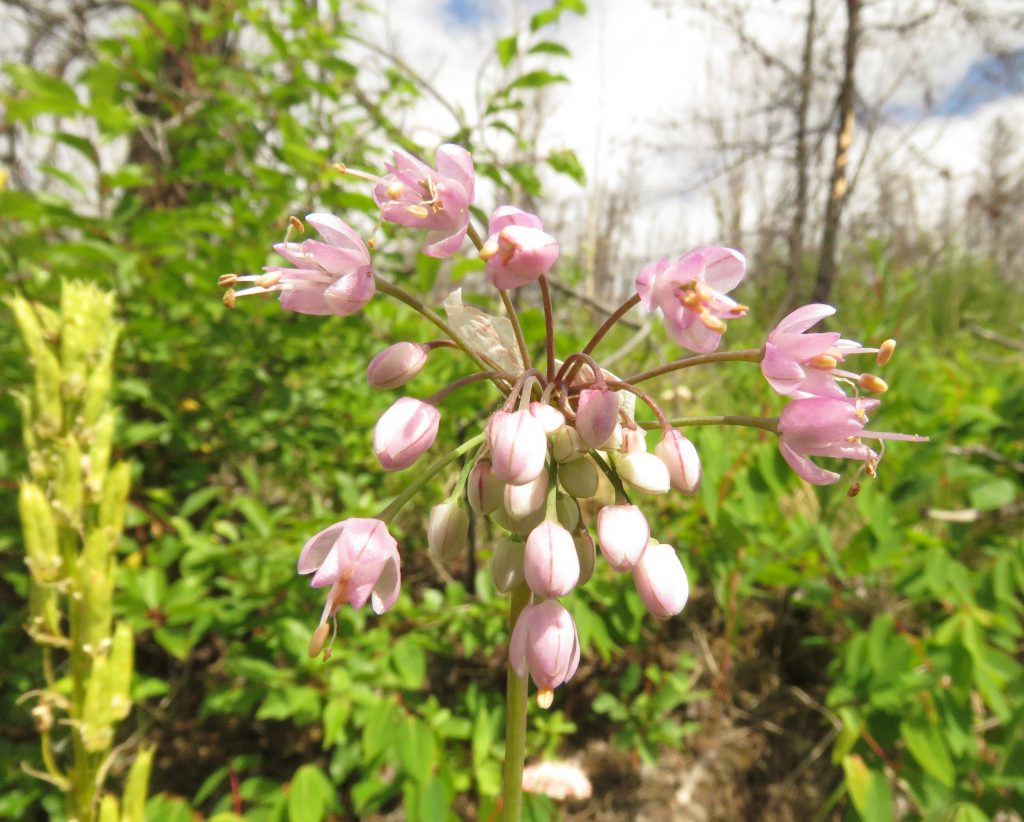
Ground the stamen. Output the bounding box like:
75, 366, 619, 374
479, 237, 499, 262
809, 353, 839, 370
693, 281, 714, 302
876, 339, 896, 366
222, 289, 236, 308
218, 273, 238, 287
386, 181, 405, 200
332, 162, 347, 174
729, 304, 749, 316
536, 689, 554, 709
367, 238, 377, 250
289, 216, 305, 233
858, 373, 888, 393
699, 313, 727, 333
308, 622, 330, 658
406, 204, 429, 219
257, 271, 282, 288
847, 482, 861, 498
679, 291, 701, 309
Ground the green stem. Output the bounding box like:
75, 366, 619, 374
589, 449, 631, 505
376, 433, 486, 523
639, 415, 779, 433
622, 348, 763, 384
499, 289, 532, 373
538, 276, 555, 383
501, 583, 531, 822
563, 293, 641, 384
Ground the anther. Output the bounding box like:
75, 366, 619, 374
308, 623, 330, 658
289, 216, 304, 233
332, 162, 347, 174
218, 273, 238, 287
536, 689, 554, 709
847, 482, 861, 498
679, 291, 701, 309
729, 304, 749, 316
257, 271, 282, 288
367, 238, 377, 250
858, 373, 889, 393
876, 339, 896, 366
222, 289, 237, 308
386, 181, 405, 200
699, 313, 727, 333
479, 237, 499, 262
406, 204, 429, 219
809, 353, 839, 370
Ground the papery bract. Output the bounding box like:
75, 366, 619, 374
373, 397, 441, 471
488, 410, 548, 486
655, 429, 702, 494
509, 600, 581, 697
367, 342, 429, 389
632, 542, 688, 619
524, 520, 580, 597
597, 504, 650, 572
635, 246, 746, 353
373, 145, 474, 258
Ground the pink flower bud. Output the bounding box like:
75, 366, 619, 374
366, 342, 429, 390
621, 427, 648, 454
428, 501, 469, 564
613, 451, 671, 495
575, 389, 620, 448
509, 600, 581, 698
467, 459, 504, 515
524, 520, 580, 597
504, 472, 548, 520
529, 402, 565, 434
372, 397, 441, 471
488, 410, 547, 486
574, 530, 596, 585
491, 536, 525, 593
632, 542, 689, 619
597, 504, 650, 572
558, 457, 599, 499
655, 429, 702, 494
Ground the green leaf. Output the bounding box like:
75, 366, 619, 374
901, 720, 955, 787
506, 70, 569, 92
391, 636, 426, 689
233, 496, 272, 537
496, 35, 518, 68
398, 715, 437, 783
287, 764, 335, 822
528, 41, 572, 58
968, 478, 1015, 511
953, 803, 990, 822
842, 755, 893, 822
547, 148, 586, 184
5, 65, 80, 118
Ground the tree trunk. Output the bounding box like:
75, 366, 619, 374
812, 0, 860, 304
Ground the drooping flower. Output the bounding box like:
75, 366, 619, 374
655, 429, 702, 494
522, 760, 593, 801
373, 397, 441, 471
574, 388, 620, 448
227, 213, 374, 315
777, 396, 927, 485
761, 304, 882, 398
480, 206, 559, 289
635, 246, 747, 353
487, 410, 548, 486
373, 144, 474, 258
632, 542, 689, 619
427, 501, 469, 564
297, 518, 401, 656
597, 504, 650, 572
366, 342, 430, 389
524, 520, 580, 597
509, 599, 581, 707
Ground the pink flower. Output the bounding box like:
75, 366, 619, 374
777, 397, 927, 485
372, 145, 474, 258
366, 342, 429, 389
509, 600, 581, 704
597, 504, 650, 572
655, 429, 702, 494
480, 206, 559, 289
574, 388, 620, 448
761, 304, 879, 398
372, 397, 441, 471
524, 520, 580, 597
635, 246, 747, 353
230, 213, 374, 315
487, 410, 548, 486
298, 518, 401, 654
632, 542, 688, 619
522, 760, 593, 801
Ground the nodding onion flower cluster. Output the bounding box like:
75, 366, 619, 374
221, 143, 926, 706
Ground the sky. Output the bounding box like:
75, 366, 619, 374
357, 0, 1024, 266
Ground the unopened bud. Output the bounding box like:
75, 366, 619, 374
528, 402, 565, 434
556, 495, 580, 532
524, 521, 579, 597
552, 425, 584, 462
488, 410, 547, 486
491, 537, 525, 593
655, 429, 701, 495
366, 342, 429, 390
468, 460, 504, 515
558, 457, 598, 499
612, 451, 671, 496
573, 530, 596, 585
876, 339, 896, 366
621, 427, 647, 454
505, 473, 548, 521
428, 501, 470, 564
632, 542, 689, 619
575, 389, 620, 448
597, 504, 650, 572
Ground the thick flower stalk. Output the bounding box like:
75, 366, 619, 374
221, 140, 926, 820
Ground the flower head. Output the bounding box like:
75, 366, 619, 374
761, 304, 881, 398
778, 396, 927, 485
373, 145, 474, 258
227, 213, 374, 315
635, 246, 747, 353
480, 207, 559, 289
297, 518, 400, 656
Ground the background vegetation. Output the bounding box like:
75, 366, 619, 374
2, 0, 1022, 819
